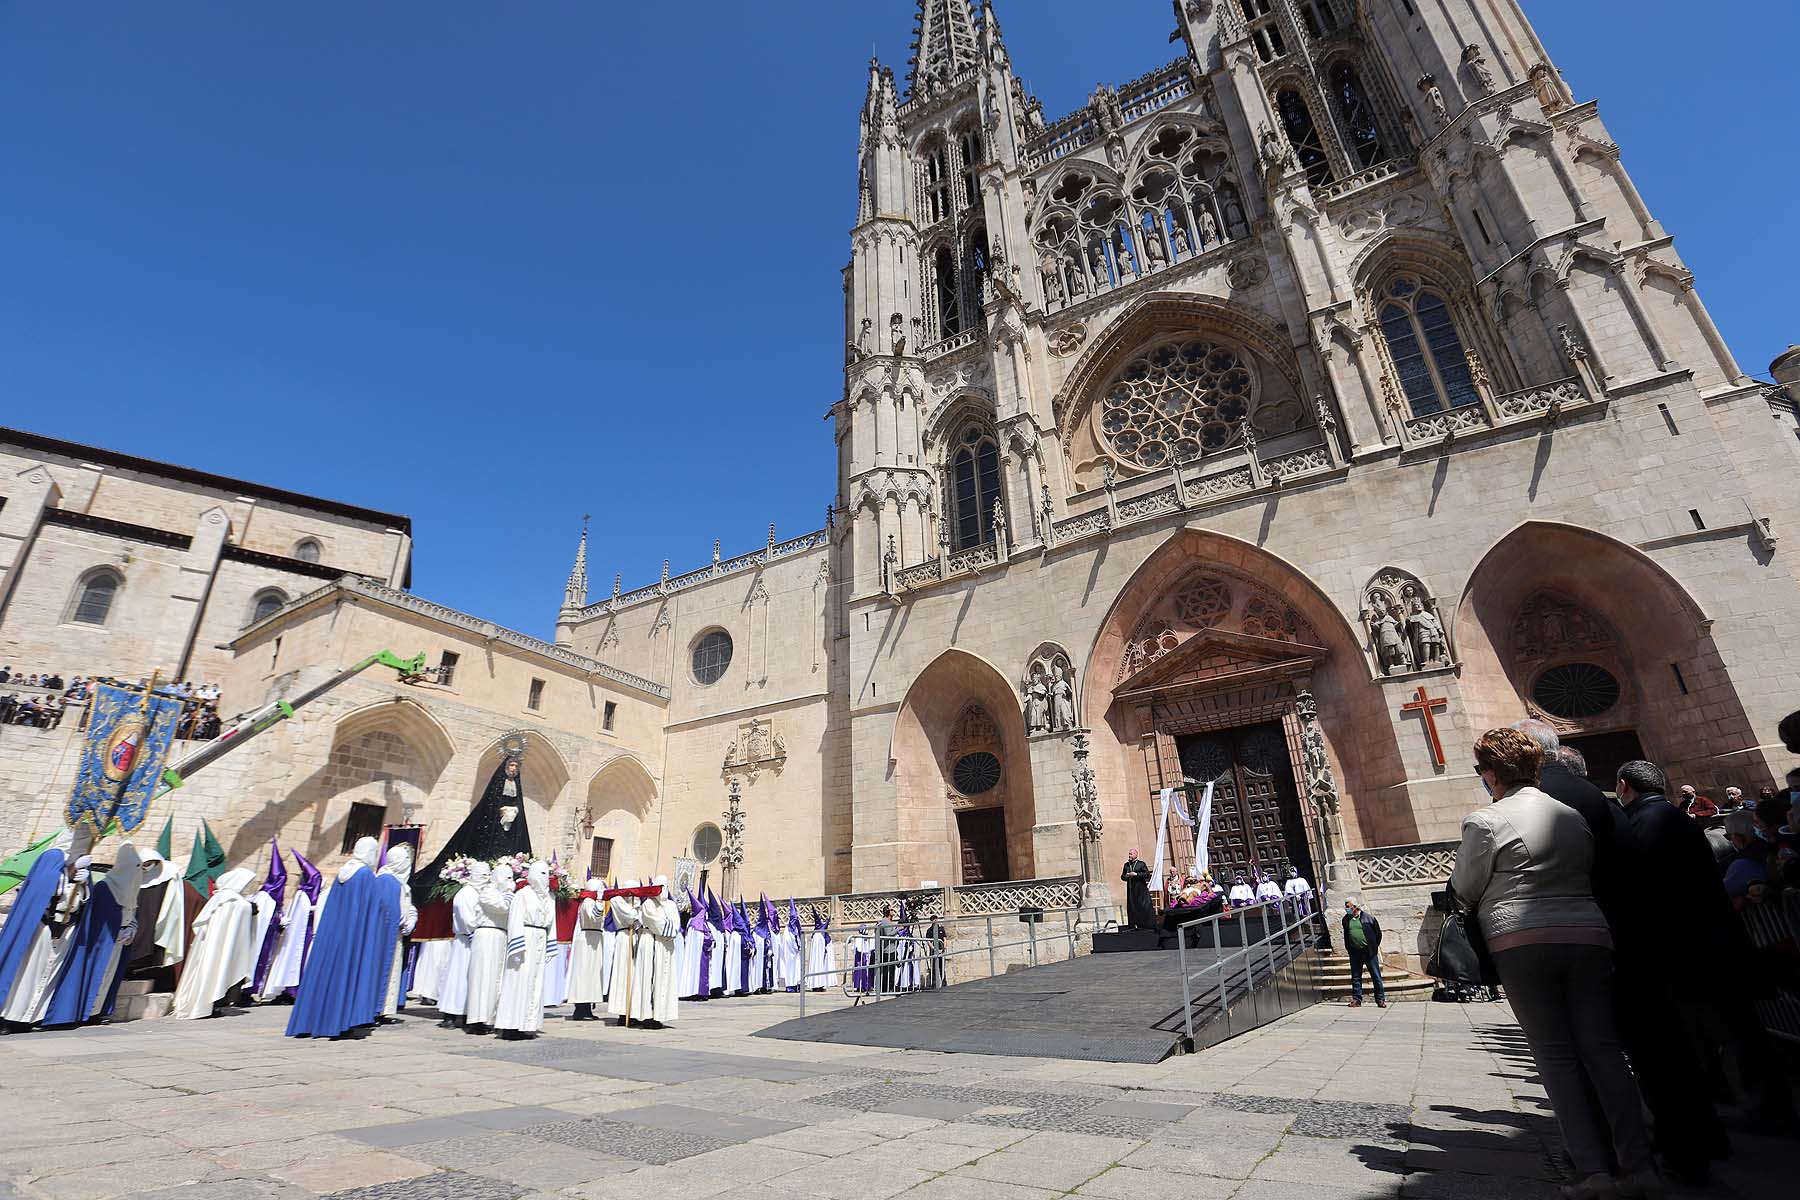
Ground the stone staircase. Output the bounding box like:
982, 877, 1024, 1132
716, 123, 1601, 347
112, 979, 172, 1022
1315, 952, 1437, 1003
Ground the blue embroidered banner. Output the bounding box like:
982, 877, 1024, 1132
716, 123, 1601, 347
67, 684, 183, 835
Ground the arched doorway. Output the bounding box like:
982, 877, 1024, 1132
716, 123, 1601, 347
585, 755, 657, 882
294, 699, 456, 865
1083, 529, 1406, 890
1456, 522, 1756, 791
891, 649, 1038, 887
469, 732, 573, 855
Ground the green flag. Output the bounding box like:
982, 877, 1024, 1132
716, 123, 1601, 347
0, 831, 61, 897
182, 821, 226, 893
155, 813, 174, 860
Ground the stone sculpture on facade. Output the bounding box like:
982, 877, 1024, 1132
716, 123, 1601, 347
1197, 207, 1219, 247
1364, 592, 1414, 674
1142, 223, 1167, 268
1022, 648, 1078, 735
1362, 570, 1452, 673
1050, 662, 1076, 732
719, 777, 746, 900
1461, 44, 1495, 96
1171, 221, 1191, 257
1024, 668, 1050, 733
1418, 74, 1450, 125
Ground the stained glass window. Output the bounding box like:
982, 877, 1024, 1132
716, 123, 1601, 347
1378, 277, 1479, 418
951, 424, 1001, 550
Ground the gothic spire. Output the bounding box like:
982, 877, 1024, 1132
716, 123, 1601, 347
562, 516, 589, 610
907, 0, 981, 97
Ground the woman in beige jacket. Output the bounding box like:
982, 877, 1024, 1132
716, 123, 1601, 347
1450, 727, 1658, 1200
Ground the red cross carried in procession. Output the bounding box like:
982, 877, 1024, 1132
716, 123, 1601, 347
1401, 685, 1450, 770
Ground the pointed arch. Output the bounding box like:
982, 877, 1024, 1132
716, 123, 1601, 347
585, 753, 658, 881
1454, 521, 1751, 789
470, 730, 573, 820
890, 647, 1037, 885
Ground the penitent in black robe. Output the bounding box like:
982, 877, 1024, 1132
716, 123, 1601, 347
1121, 858, 1155, 930
411, 760, 534, 908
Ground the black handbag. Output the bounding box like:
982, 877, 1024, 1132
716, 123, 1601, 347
1426, 886, 1499, 986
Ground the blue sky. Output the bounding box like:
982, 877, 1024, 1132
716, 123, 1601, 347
2, 2, 1793, 640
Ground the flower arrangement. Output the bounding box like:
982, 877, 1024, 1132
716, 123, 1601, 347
547, 859, 578, 900
429, 855, 484, 903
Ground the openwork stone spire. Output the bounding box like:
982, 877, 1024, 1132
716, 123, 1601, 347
907, 0, 981, 96
563, 516, 589, 609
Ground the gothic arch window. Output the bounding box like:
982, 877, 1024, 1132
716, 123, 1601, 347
248, 588, 288, 626
964, 227, 990, 326
949, 422, 1001, 550
1328, 62, 1387, 169
293, 538, 322, 563
68, 567, 123, 626
958, 127, 983, 208
1239, 1, 1288, 63
1376, 275, 1480, 417
1275, 89, 1335, 188
933, 245, 962, 338
1096, 333, 1259, 469
923, 140, 952, 224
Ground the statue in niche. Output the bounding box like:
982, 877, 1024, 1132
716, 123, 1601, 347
1040, 257, 1065, 304
857, 317, 871, 355
889, 312, 906, 354
1364, 592, 1415, 675
1050, 662, 1076, 733
1196, 208, 1219, 248
1220, 188, 1246, 238
1142, 225, 1167, 268
1402, 584, 1449, 669
1023, 665, 1049, 733
1088, 242, 1109, 289
1171, 222, 1191, 257
1066, 253, 1087, 296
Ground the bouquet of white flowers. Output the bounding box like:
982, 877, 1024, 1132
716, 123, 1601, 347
429, 855, 483, 902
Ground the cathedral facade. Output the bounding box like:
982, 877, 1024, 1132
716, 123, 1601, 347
556, 0, 1800, 924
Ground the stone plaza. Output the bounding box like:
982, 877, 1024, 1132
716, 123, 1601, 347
0, 994, 1787, 1200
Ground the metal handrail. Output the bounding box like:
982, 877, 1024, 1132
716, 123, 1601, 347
1175, 897, 1323, 1046
793, 902, 1122, 1017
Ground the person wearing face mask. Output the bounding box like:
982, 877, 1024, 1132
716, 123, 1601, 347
1719, 810, 1770, 902
285, 837, 384, 1039
1451, 729, 1655, 1200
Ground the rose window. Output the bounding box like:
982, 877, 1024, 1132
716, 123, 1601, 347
1097, 335, 1257, 469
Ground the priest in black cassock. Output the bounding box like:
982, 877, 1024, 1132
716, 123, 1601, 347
1121, 849, 1155, 930
411, 754, 534, 908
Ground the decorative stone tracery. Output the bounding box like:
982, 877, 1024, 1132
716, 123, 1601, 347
1116, 565, 1320, 681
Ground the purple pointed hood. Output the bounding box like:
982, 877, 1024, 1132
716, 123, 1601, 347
707, 888, 726, 927
291, 849, 323, 904
787, 898, 801, 934
688, 889, 707, 927
738, 898, 753, 934
259, 837, 287, 907
760, 893, 776, 932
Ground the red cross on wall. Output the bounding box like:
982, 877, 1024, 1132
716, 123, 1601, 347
1400, 686, 1450, 770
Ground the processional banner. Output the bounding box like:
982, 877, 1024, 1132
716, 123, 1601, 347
67, 683, 183, 835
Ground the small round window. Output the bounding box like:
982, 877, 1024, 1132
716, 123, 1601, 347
692, 823, 723, 864
953, 751, 1002, 796
1532, 663, 1621, 720
691, 630, 733, 685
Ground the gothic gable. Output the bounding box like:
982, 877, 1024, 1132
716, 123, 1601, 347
1115, 625, 1326, 701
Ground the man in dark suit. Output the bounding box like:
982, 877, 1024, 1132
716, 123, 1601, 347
1613, 759, 1751, 1182
1514, 721, 1624, 929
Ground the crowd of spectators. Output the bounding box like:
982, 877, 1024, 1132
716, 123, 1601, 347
1445, 718, 1798, 1197
0, 666, 225, 740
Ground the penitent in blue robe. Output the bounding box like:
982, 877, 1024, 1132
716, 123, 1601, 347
285, 868, 387, 1038
370, 872, 404, 1009
41, 882, 126, 1026
0, 849, 66, 1014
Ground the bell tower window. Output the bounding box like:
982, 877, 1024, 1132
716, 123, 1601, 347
934, 245, 961, 338
1239, 1, 1288, 63
1377, 277, 1479, 418
1329, 63, 1386, 169
1275, 89, 1335, 188
925, 144, 952, 224
949, 423, 1001, 550
959, 129, 982, 209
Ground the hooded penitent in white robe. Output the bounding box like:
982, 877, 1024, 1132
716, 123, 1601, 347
721, 924, 742, 994
1228, 880, 1256, 906
1283, 871, 1314, 915
172, 868, 257, 1019
567, 881, 608, 1007
774, 918, 802, 990
411, 939, 451, 1003
132, 851, 186, 969
640, 879, 680, 1025
605, 884, 641, 1020
465, 863, 512, 1027
494, 862, 551, 1035
436, 863, 489, 1018
746, 928, 767, 994
678, 907, 703, 1000
256, 886, 315, 1000
1, 855, 91, 1025
807, 921, 834, 990
380, 847, 418, 1017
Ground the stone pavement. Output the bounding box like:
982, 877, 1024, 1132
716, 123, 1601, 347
0, 993, 1788, 1200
